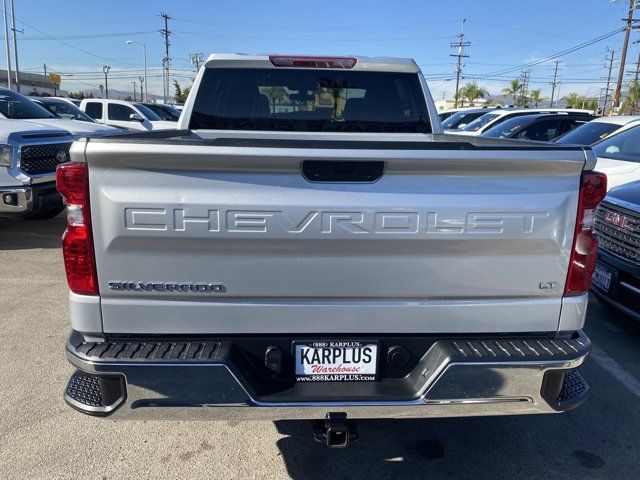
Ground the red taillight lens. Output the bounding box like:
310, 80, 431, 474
269, 55, 357, 69
56, 162, 98, 295
564, 171, 607, 296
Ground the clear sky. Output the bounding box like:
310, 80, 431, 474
5, 0, 638, 100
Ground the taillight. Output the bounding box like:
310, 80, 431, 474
269, 55, 357, 69
56, 162, 98, 295
564, 171, 607, 296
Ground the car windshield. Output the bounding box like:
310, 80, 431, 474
144, 104, 179, 121
39, 99, 95, 122
482, 116, 533, 138
442, 110, 493, 129
460, 112, 501, 131
592, 124, 640, 162
190, 68, 431, 133
555, 121, 625, 145
0, 90, 57, 119
132, 103, 162, 121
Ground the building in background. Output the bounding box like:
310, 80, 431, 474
0, 69, 68, 97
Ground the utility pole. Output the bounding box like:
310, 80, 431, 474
604, 48, 616, 115
189, 53, 204, 72
160, 12, 172, 104
139, 76, 144, 102
132, 81, 137, 101
612, 0, 639, 112
549, 60, 559, 107
102, 65, 110, 99
519, 70, 531, 106
10, 0, 21, 92
2, 0, 12, 90
450, 18, 470, 108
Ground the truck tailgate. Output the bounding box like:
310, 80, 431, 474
84, 137, 586, 334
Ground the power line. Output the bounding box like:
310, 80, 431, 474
479, 28, 625, 78
450, 18, 470, 108
17, 30, 157, 40
14, 15, 138, 66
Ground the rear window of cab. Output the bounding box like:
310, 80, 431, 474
189, 68, 431, 133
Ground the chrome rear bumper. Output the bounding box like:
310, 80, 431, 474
65, 331, 590, 420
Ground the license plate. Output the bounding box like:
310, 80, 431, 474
294, 341, 378, 382
592, 265, 613, 292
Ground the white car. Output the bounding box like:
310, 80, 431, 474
80, 99, 176, 131
0, 88, 118, 138
448, 108, 594, 136
554, 115, 640, 146
591, 122, 640, 190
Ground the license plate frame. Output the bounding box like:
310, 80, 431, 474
293, 340, 379, 382
592, 264, 613, 292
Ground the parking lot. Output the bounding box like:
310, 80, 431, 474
0, 214, 638, 479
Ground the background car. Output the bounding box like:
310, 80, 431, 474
591, 180, 640, 321
481, 113, 596, 141
437, 106, 475, 121
592, 122, 640, 190
448, 108, 594, 136
142, 103, 181, 122
80, 99, 176, 131
440, 106, 500, 130
0, 88, 118, 137
30, 97, 96, 123
554, 115, 640, 146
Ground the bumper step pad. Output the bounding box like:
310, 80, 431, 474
558, 370, 589, 404
64, 370, 126, 416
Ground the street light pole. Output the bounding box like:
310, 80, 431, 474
139, 76, 144, 102
102, 65, 110, 99
10, 0, 21, 92
2, 0, 12, 90
126, 40, 148, 102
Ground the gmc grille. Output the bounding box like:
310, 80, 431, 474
19, 142, 72, 175
595, 201, 640, 265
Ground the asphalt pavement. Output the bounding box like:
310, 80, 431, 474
1, 214, 640, 480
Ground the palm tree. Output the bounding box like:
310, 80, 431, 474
530, 89, 546, 107
262, 86, 287, 112
621, 80, 640, 115
502, 79, 523, 106
460, 82, 488, 106
565, 92, 582, 109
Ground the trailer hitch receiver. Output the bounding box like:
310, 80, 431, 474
313, 412, 358, 448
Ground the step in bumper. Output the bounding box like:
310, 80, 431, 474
65, 331, 591, 420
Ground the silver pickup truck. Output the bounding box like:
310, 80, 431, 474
59, 54, 606, 447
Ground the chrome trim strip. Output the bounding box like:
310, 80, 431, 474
620, 281, 640, 295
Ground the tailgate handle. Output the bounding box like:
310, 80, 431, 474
301, 160, 384, 183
